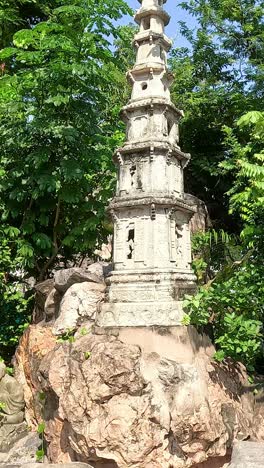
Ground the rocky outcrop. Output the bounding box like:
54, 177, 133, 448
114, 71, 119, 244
14, 321, 258, 468
12, 262, 263, 467
185, 194, 212, 233
14, 326, 57, 428
0, 432, 40, 465
228, 441, 264, 467
33, 279, 55, 323
54, 268, 102, 294
87, 263, 112, 282
44, 288, 62, 322
0, 464, 93, 468
31, 264, 108, 336
52, 282, 105, 335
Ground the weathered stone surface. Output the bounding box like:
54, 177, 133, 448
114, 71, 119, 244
44, 288, 62, 321
0, 423, 28, 454
52, 282, 106, 335
14, 326, 57, 428
15, 324, 259, 468
228, 441, 264, 467
185, 193, 212, 233
54, 268, 102, 294
33, 279, 54, 323
194, 455, 230, 468
26, 464, 93, 468
99, 270, 196, 327
0, 464, 93, 468
0, 362, 26, 454
87, 262, 113, 281
0, 432, 40, 464
251, 381, 264, 441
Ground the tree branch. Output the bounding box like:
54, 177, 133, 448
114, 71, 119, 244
38, 198, 61, 281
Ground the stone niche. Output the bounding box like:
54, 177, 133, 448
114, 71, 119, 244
113, 206, 191, 271
126, 113, 150, 141
118, 155, 146, 194
126, 106, 180, 147
117, 153, 183, 196
139, 13, 167, 34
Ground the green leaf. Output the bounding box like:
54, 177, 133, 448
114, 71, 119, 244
37, 422, 45, 434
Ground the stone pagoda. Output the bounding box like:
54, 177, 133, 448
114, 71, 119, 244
98, 0, 196, 327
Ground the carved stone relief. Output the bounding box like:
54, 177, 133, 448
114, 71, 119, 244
128, 115, 149, 140
114, 222, 124, 264
174, 211, 192, 269
169, 217, 177, 262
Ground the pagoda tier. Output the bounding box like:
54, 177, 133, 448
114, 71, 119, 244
97, 0, 196, 328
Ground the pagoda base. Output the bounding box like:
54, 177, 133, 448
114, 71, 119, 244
97, 270, 196, 327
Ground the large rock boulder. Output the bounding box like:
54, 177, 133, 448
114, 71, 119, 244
228, 441, 264, 467
52, 282, 106, 335
32, 263, 109, 324
54, 268, 102, 294
33, 279, 54, 323
44, 288, 62, 322
0, 432, 40, 465
87, 262, 113, 282
14, 326, 57, 428
15, 324, 258, 468
185, 194, 212, 234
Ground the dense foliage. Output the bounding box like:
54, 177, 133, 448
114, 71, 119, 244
0, 0, 131, 281
170, 0, 264, 371
0, 0, 131, 359
170, 0, 263, 229
0, 226, 32, 361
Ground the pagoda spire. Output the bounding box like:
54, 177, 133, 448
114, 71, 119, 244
97, 0, 196, 328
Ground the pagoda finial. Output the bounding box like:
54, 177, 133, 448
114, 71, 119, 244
138, 0, 167, 6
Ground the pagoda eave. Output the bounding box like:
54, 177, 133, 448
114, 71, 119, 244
127, 65, 174, 80
109, 195, 196, 216
135, 7, 170, 26
133, 31, 172, 50
121, 97, 184, 119
114, 140, 190, 163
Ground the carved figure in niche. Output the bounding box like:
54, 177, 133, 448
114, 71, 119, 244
142, 17, 150, 31
130, 165, 136, 187
151, 44, 161, 59
0, 363, 24, 427
175, 223, 183, 257
137, 42, 150, 63
126, 225, 135, 260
